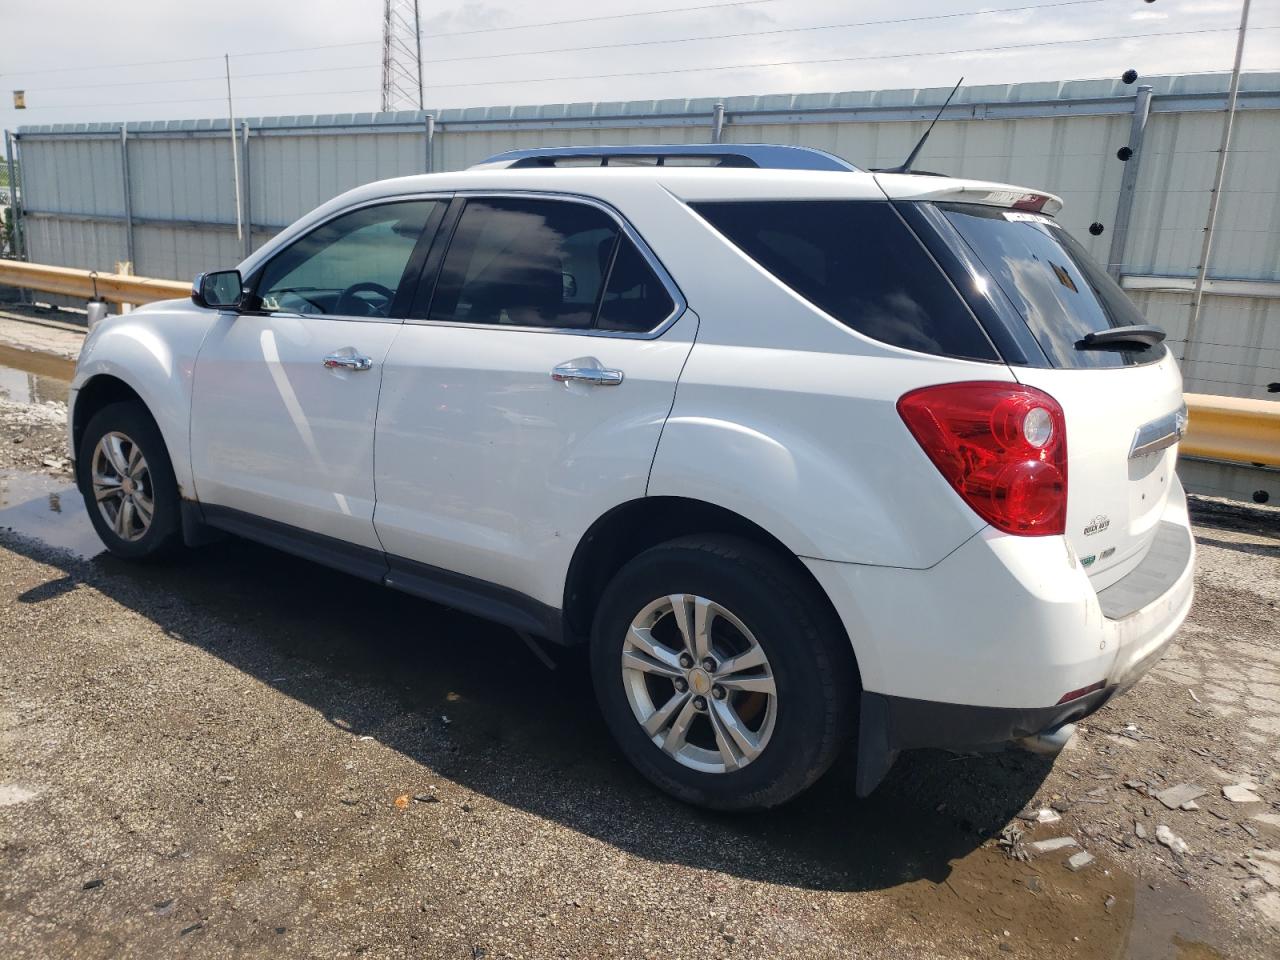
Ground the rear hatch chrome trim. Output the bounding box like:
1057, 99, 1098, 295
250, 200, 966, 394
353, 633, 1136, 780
1129, 403, 1189, 460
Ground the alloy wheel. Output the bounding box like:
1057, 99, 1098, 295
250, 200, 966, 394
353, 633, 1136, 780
91, 431, 154, 542
621, 594, 778, 774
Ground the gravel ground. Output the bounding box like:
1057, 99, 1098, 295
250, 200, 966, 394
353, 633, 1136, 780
0, 325, 1278, 959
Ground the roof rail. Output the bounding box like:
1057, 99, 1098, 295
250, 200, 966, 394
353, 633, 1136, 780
470, 143, 861, 172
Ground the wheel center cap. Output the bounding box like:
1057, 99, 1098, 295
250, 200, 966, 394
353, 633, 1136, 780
121, 477, 135, 495
688, 668, 712, 696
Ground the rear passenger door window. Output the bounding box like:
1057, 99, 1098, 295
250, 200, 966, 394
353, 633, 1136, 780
692, 200, 997, 361
420, 196, 676, 334
598, 232, 676, 333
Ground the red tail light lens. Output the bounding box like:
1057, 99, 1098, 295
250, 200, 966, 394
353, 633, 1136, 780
1011, 193, 1050, 212
897, 382, 1067, 536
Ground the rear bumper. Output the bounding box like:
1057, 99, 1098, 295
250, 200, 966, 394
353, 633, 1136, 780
804, 479, 1195, 795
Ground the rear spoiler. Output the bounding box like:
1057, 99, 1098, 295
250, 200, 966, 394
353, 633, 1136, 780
874, 173, 1063, 217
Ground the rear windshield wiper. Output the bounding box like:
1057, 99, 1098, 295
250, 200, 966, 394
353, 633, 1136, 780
1076, 324, 1166, 350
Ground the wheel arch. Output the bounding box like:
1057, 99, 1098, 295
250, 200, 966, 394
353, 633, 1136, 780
562, 495, 860, 678
71, 304, 216, 502
71, 374, 147, 466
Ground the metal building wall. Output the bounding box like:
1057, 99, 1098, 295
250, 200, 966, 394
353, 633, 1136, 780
11, 72, 1280, 397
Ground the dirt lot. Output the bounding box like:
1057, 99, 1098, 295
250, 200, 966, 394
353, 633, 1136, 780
0, 319, 1278, 959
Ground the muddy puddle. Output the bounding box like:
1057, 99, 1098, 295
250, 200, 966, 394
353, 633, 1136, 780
0, 469, 103, 558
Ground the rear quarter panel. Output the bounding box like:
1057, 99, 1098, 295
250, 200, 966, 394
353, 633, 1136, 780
649, 344, 1007, 568
644, 193, 1013, 569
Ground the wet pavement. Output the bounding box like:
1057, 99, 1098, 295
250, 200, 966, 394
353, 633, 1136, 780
0, 349, 1278, 959
0, 471, 99, 557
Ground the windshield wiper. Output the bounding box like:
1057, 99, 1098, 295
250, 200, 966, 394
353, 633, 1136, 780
1076, 324, 1166, 350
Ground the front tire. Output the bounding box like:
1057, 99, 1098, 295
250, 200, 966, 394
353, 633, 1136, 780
590, 535, 855, 811
77, 401, 183, 560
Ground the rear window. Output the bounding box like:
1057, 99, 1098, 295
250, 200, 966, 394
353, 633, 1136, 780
937, 203, 1162, 368
691, 200, 997, 361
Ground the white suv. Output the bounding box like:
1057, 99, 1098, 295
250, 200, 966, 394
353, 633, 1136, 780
68, 144, 1194, 810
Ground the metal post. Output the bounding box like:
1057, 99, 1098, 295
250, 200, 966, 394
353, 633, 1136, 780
413, 0, 424, 111
711, 102, 725, 144
120, 126, 136, 268
240, 121, 252, 259
225, 54, 244, 245
4, 130, 24, 261
1106, 85, 1151, 281
1186, 0, 1251, 367
424, 114, 435, 173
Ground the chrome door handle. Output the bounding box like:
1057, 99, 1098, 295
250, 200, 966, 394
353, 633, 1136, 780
323, 353, 373, 371
551, 358, 624, 386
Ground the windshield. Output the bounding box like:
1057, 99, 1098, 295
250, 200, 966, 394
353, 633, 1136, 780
937, 203, 1162, 368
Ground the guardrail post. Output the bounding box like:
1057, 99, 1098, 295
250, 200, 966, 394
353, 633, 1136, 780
424, 114, 435, 173
240, 121, 252, 259
711, 103, 725, 144
1106, 85, 1151, 281
120, 126, 136, 269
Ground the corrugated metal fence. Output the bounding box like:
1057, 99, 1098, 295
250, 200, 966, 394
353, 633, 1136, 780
7, 71, 1280, 398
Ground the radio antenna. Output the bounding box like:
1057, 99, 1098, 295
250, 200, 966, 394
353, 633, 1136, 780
887, 77, 963, 175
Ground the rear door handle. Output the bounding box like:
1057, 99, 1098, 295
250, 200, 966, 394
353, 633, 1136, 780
551, 358, 624, 386
323, 353, 373, 371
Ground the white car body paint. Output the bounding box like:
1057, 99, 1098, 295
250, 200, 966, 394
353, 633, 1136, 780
189, 312, 403, 550
373, 309, 698, 608
805, 477, 1193, 708
70, 296, 218, 497
68, 161, 1193, 732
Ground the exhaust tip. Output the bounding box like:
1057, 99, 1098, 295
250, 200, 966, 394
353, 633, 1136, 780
1015, 722, 1077, 756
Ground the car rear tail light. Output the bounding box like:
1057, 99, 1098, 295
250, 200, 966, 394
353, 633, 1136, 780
897, 381, 1067, 536
1011, 193, 1049, 212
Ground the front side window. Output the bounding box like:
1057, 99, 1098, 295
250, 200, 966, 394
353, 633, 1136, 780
691, 200, 997, 361
425, 197, 675, 333
254, 200, 440, 318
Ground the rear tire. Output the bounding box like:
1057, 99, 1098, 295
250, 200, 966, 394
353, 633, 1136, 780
590, 535, 854, 811
77, 401, 183, 561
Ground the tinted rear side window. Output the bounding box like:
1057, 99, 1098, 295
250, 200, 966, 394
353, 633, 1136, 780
429, 197, 619, 330
691, 200, 997, 361
597, 235, 676, 333
938, 203, 1162, 368
423, 197, 677, 334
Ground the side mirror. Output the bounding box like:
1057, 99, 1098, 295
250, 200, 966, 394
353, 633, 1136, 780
192, 269, 244, 310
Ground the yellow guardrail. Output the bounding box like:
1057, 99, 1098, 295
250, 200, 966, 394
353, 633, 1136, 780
0, 258, 190, 306
0, 258, 1277, 470
1183, 393, 1280, 469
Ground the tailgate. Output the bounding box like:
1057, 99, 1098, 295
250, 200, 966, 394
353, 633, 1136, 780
919, 198, 1189, 587
1015, 353, 1185, 586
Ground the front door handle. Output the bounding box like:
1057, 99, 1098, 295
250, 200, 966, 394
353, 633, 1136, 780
323, 353, 373, 371
551, 357, 624, 386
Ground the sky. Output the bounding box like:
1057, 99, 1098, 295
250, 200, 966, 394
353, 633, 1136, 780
0, 0, 1275, 131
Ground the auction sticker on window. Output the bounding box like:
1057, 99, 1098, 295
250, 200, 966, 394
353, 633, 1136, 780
1003, 211, 1054, 225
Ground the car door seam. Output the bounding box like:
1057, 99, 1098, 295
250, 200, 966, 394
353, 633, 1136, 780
368, 322, 402, 564
644, 308, 700, 495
